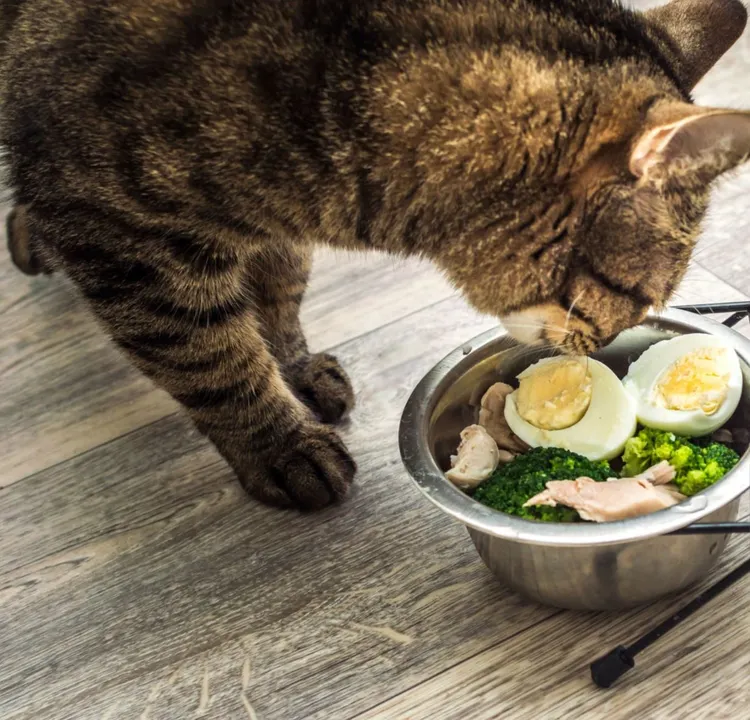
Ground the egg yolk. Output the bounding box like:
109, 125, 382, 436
654, 347, 730, 415
516, 359, 593, 430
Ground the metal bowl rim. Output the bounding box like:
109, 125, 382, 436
399, 308, 750, 547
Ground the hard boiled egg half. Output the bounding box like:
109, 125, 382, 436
623, 334, 742, 436
504, 356, 637, 461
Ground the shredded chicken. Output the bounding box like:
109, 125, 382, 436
478, 383, 529, 454
523, 461, 685, 522
634, 460, 677, 486
446, 425, 509, 489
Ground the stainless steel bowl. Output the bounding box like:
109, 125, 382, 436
400, 309, 750, 610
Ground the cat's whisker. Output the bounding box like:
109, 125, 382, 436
565, 291, 586, 331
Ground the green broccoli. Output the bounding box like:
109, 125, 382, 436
621, 427, 739, 496
472, 447, 613, 522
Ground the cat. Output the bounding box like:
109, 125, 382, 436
2, 0, 750, 510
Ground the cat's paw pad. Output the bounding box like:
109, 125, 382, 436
294, 353, 355, 424
259, 424, 356, 510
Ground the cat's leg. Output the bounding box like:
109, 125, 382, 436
250, 242, 355, 424
6, 204, 53, 276
30, 207, 355, 509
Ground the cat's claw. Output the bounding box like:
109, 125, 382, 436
242, 423, 357, 510
291, 353, 355, 424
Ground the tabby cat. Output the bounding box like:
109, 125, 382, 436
2, 0, 750, 510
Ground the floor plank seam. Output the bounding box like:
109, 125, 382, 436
694, 260, 749, 301
1, 290, 464, 492
0, 473, 233, 579
345, 510, 750, 720
345, 609, 565, 720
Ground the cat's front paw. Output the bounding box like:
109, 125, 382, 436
291, 353, 355, 424
241, 422, 357, 511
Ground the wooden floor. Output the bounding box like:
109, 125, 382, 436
3, 8, 750, 720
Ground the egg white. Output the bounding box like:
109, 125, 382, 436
622, 333, 742, 437
504, 357, 638, 461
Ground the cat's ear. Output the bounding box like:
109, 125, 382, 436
645, 0, 747, 89
630, 103, 750, 183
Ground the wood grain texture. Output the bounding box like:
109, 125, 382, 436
0, 214, 452, 486
303, 249, 455, 351
355, 529, 750, 720
0, 240, 179, 487
1, 295, 506, 720
2, 265, 749, 720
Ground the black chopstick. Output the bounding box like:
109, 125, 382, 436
669, 523, 750, 535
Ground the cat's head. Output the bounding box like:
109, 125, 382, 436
500, 101, 750, 354
481, 0, 750, 354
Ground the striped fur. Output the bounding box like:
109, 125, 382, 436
2, 0, 749, 508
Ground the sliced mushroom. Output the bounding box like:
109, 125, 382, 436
478, 382, 529, 454
446, 425, 504, 490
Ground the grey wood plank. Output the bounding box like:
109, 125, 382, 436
355, 524, 750, 720
0, 217, 452, 486
0, 294, 504, 720
694, 171, 750, 298
303, 248, 455, 351
2, 267, 748, 720
14, 505, 749, 720
670, 263, 748, 307
0, 247, 179, 487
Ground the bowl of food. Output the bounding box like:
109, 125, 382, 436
399, 308, 750, 610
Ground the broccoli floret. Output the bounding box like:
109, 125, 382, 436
472, 447, 613, 522
677, 442, 740, 495
701, 441, 741, 468
621, 427, 739, 496
622, 428, 689, 476
670, 445, 694, 471
621, 434, 650, 477
623, 428, 695, 476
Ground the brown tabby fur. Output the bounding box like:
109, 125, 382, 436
2, 0, 750, 509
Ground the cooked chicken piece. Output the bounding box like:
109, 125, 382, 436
446, 425, 507, 489
634, 460, 676, 486
523, 463, 685, 522
478, 383, 529, 454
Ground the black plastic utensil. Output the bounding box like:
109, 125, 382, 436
591, 556, 750, 688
